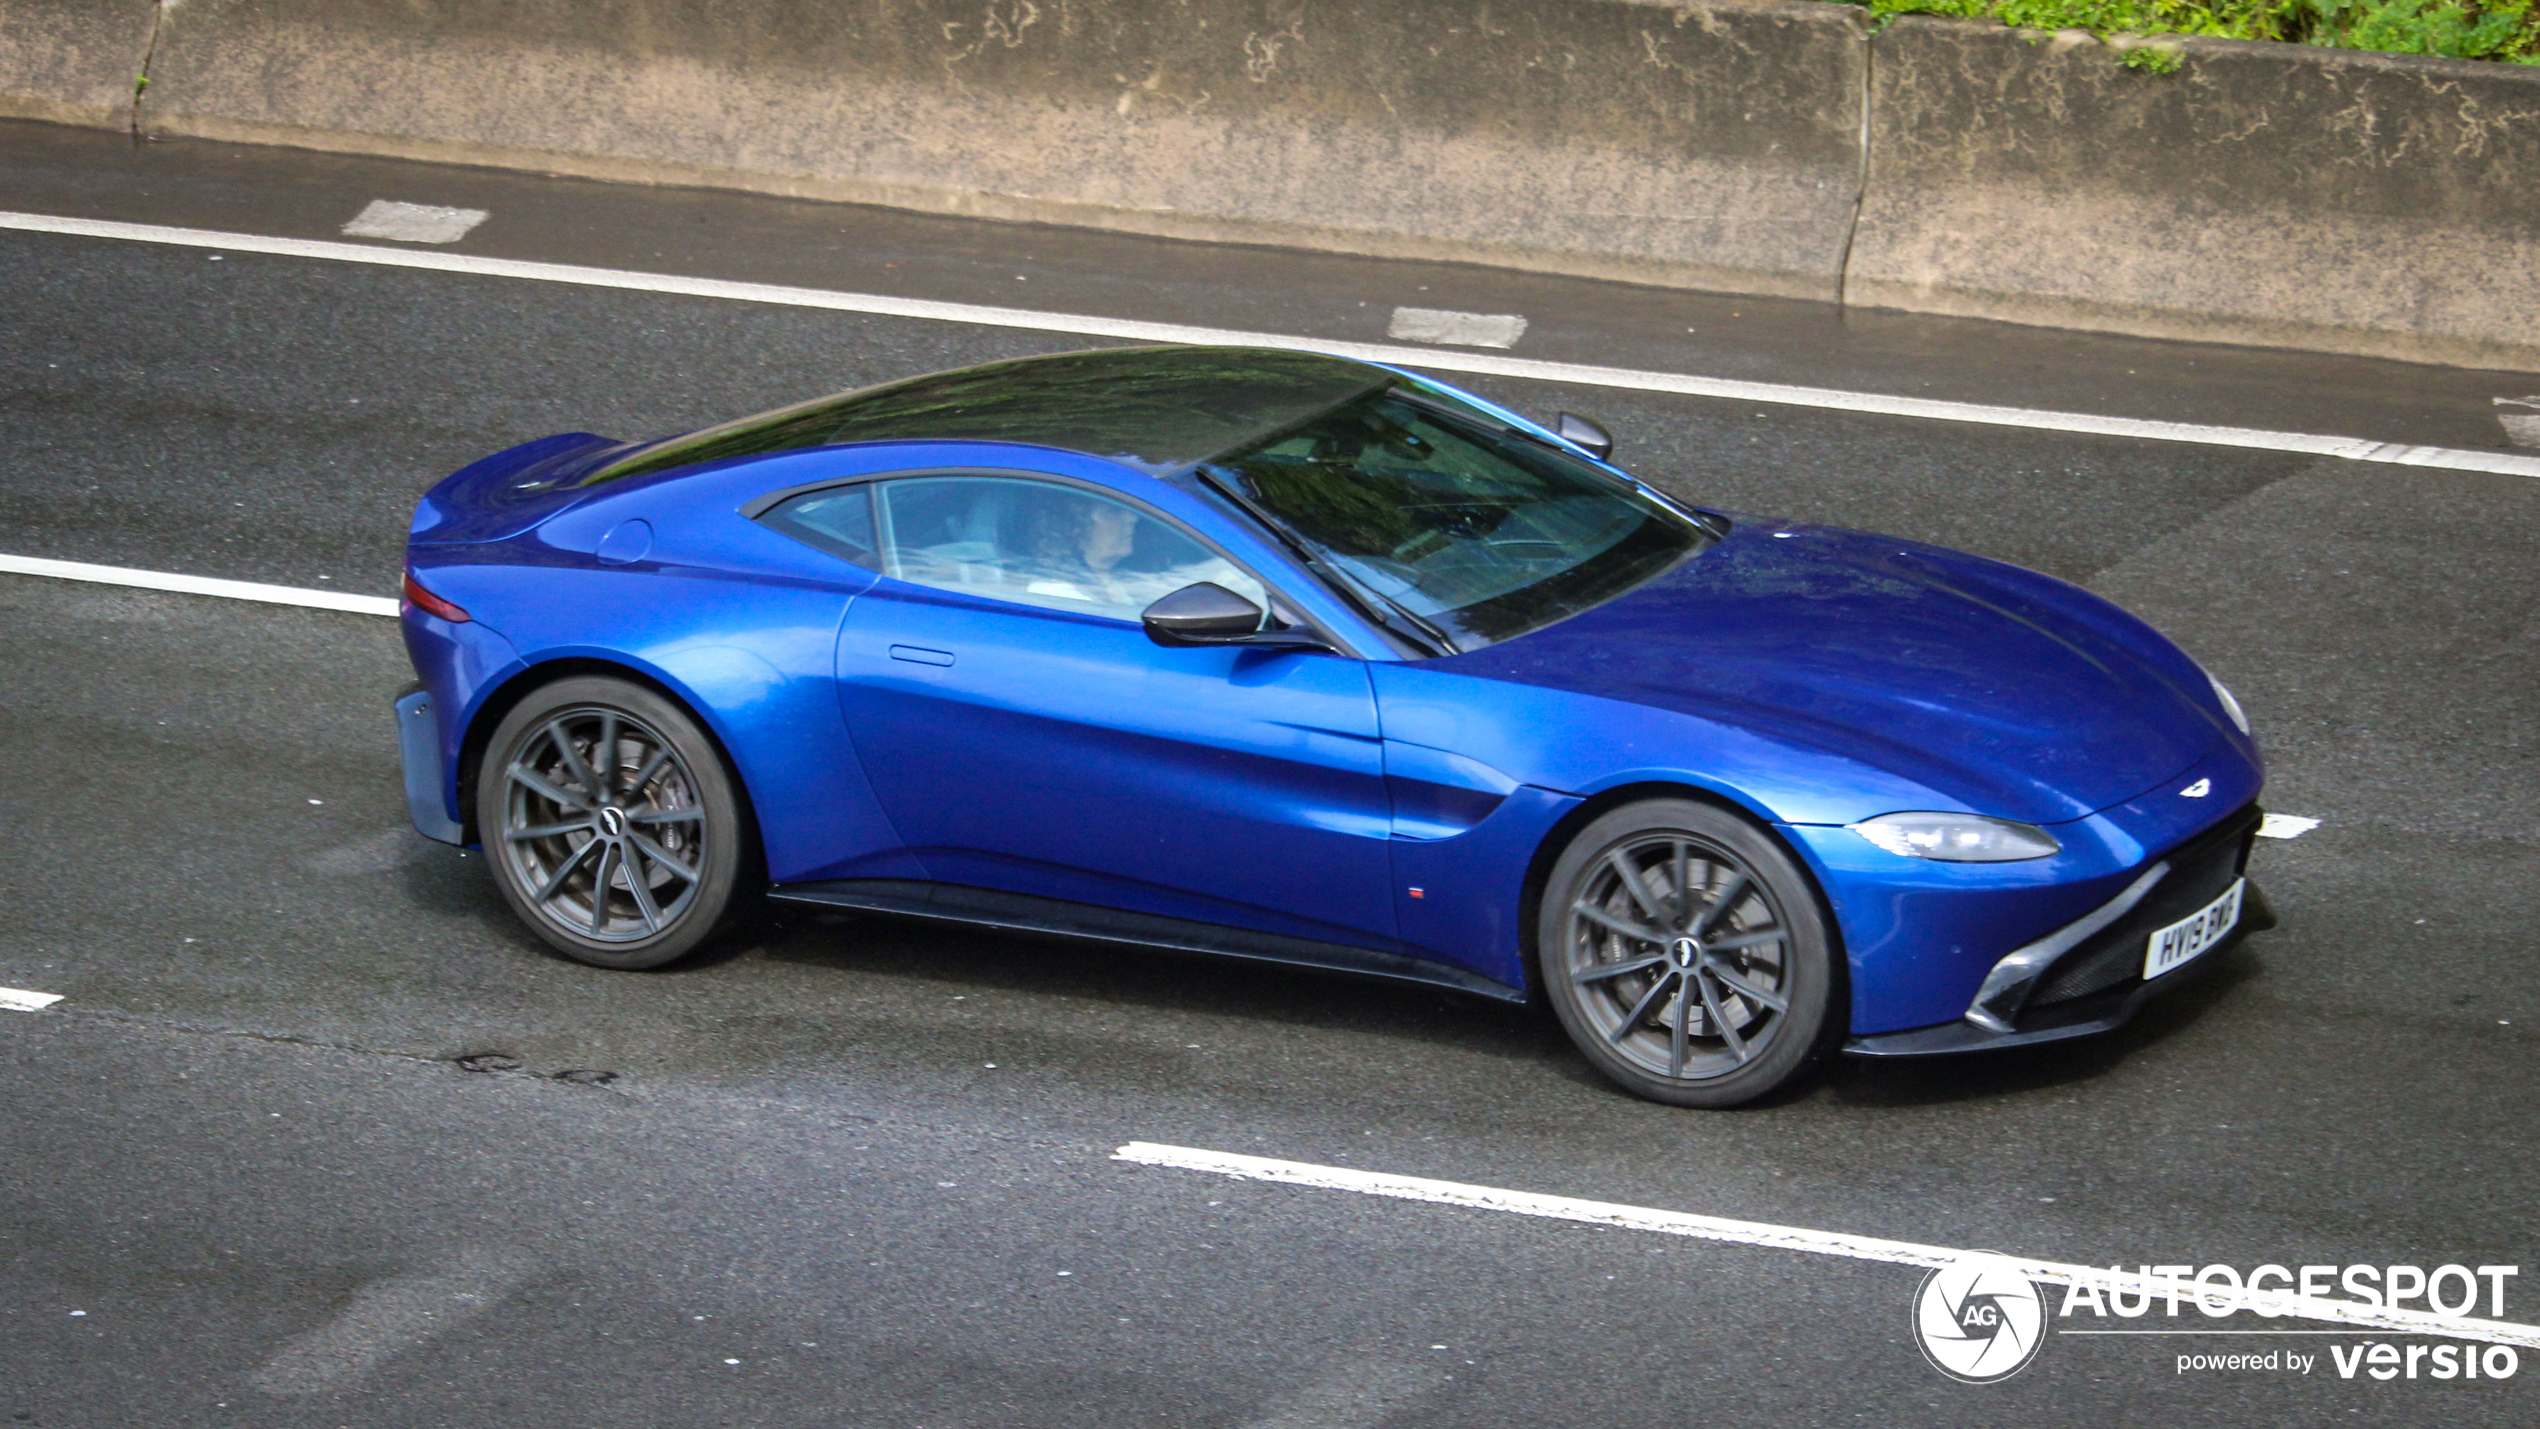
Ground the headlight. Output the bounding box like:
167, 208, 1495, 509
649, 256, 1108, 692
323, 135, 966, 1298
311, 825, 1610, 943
2209, 674, 2250, 735
1850, 812, 2061, 862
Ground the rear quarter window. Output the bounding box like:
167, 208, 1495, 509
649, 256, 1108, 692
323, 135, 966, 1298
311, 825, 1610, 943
758, 484, 881, 569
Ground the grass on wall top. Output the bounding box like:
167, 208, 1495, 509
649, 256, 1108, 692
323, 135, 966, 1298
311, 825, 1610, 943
1861, 0, 2540, 68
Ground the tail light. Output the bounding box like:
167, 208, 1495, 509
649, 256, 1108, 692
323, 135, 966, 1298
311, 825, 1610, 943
401, 569, 471, 623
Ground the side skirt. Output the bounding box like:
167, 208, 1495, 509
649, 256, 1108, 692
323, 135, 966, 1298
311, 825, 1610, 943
766, 878, 1527, 1005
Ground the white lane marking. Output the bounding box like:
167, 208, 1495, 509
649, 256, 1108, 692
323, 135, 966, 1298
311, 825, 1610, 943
341, 199, 489, 245
248, 1246, 534, 1395
0, 553, 398, 617
5, 210, 2537, 480
2497, 397, 2540, 450
1244, 1353, 1447, 1429
1387, 305, 1529, 350
2256, 813, 2322, 840
0, 987, 65, 1012
1112, 1142, 2540, 1348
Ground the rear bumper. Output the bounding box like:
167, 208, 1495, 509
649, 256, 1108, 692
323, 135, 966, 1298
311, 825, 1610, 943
394, 681, 465, 845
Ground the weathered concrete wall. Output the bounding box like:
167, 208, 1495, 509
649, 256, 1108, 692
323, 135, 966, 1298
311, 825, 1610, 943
131, 0, 1873, 299
11, 1, 2535, 369
0, 0, 155, 129
1849, 19, 2540, 372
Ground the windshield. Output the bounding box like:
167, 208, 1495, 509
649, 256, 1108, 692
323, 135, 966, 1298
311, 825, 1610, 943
1187, 387, 1712, 651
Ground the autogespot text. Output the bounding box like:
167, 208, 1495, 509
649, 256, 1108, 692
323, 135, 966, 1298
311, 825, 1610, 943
2054, 1263, 2523, 1381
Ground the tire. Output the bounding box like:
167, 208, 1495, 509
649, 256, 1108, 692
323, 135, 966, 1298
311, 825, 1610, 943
475, 675, 758, 970
1538, 799, 1839, 1107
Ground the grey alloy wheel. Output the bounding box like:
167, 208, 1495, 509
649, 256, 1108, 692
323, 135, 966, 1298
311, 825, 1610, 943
477, 676, 754, 969
1540, 799, 1836, 1107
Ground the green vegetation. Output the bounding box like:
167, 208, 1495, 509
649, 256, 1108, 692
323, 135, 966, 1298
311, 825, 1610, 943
1860, 0, 2540, 64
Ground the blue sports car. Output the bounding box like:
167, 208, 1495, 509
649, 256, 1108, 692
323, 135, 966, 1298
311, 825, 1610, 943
396, 346, 2270, 1106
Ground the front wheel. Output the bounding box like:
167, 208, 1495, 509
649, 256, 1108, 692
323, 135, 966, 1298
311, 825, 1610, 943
475, 676, 757, 970
1538, 799, 1839, 1107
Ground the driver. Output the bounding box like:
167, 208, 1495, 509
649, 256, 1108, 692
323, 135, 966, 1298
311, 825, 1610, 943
1021, 497, 1138, 600
1020, 495, 1252, 619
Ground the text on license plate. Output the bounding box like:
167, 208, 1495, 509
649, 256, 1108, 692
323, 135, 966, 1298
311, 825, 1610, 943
2145, 878, 2245, 980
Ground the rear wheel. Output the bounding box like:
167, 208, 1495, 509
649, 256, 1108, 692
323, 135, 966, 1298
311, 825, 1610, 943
475, 676, 756, 969
1538, 799, 1838, 1107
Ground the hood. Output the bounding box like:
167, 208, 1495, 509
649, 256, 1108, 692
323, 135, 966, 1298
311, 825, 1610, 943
1438, 520, 2226, 824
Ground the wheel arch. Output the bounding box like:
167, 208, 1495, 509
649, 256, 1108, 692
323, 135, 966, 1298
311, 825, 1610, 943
455, 655, 763, 862
1514, 780, 1849, 1022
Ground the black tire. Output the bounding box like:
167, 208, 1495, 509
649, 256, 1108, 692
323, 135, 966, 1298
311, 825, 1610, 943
475, 675, 758, 970
1538, 799, 1839, 1107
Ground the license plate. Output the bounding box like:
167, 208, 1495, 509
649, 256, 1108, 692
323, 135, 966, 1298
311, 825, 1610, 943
2145, 878, 2244, 980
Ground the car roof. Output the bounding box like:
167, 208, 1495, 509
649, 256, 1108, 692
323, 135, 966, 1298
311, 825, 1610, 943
584, 346, 1389, 486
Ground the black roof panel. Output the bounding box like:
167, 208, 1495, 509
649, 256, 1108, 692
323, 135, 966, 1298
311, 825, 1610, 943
584, 346, 1388, 485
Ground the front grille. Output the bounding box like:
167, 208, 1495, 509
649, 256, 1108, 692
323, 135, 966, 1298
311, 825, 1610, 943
2028, 803, 2261, 1008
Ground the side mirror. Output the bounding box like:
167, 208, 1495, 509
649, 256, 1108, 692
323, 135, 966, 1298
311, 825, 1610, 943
1142, 582, 1268, 646
1556, 412, 1614, 462
1142, 583, 1337, 652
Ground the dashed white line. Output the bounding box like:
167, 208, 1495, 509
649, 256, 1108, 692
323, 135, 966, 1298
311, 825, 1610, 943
4, 209, 2537, 480
1387, 306, 1529, 350
341, 199, 489, 245
2257, 813, 2322, 840
0, 987, 65, 1012
0, 553, 398, 617
1112, 1142, 2540, 1348
2496, 396, 2540, 450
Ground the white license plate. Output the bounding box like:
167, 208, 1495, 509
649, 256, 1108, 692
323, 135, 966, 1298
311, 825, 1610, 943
2145, 878, 2245, 980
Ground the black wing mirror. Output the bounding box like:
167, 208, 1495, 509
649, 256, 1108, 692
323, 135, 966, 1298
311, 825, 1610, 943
1142, 582, 1334, 652
1141, 582, 1267, 645
1556, 412, 1614, 462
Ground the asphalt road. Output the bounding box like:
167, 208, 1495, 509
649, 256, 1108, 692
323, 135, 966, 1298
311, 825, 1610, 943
2, 121, 2536, 1428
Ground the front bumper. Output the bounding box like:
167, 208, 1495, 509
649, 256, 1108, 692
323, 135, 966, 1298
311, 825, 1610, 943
1845, 803, 2270, 1057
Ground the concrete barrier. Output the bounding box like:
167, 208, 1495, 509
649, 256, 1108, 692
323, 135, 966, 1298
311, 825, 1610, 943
131, 0, 1873, 300
0, 0, 155, 129
1849, 18, 2540, 372
12, 1, 2536, 369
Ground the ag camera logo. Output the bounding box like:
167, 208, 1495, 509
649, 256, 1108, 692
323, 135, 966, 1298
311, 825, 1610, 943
1915, 1254, 2047, 1383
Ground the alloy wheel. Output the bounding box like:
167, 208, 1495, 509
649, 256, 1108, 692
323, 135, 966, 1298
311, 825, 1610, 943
1560, 832, 1793, 1082
497, 705, 708, 943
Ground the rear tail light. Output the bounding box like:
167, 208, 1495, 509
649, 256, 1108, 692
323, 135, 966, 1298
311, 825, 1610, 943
401, 570, 471, 623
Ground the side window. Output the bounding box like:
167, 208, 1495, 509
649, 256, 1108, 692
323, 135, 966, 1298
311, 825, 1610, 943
875, 476, 1269, 623
759, 483, 881, 569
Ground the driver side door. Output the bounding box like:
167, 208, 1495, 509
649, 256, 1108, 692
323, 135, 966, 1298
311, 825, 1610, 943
800, 472, 1403, 952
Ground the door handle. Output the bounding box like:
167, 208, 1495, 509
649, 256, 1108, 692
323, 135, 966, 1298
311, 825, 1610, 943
888, 644, 955, 667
